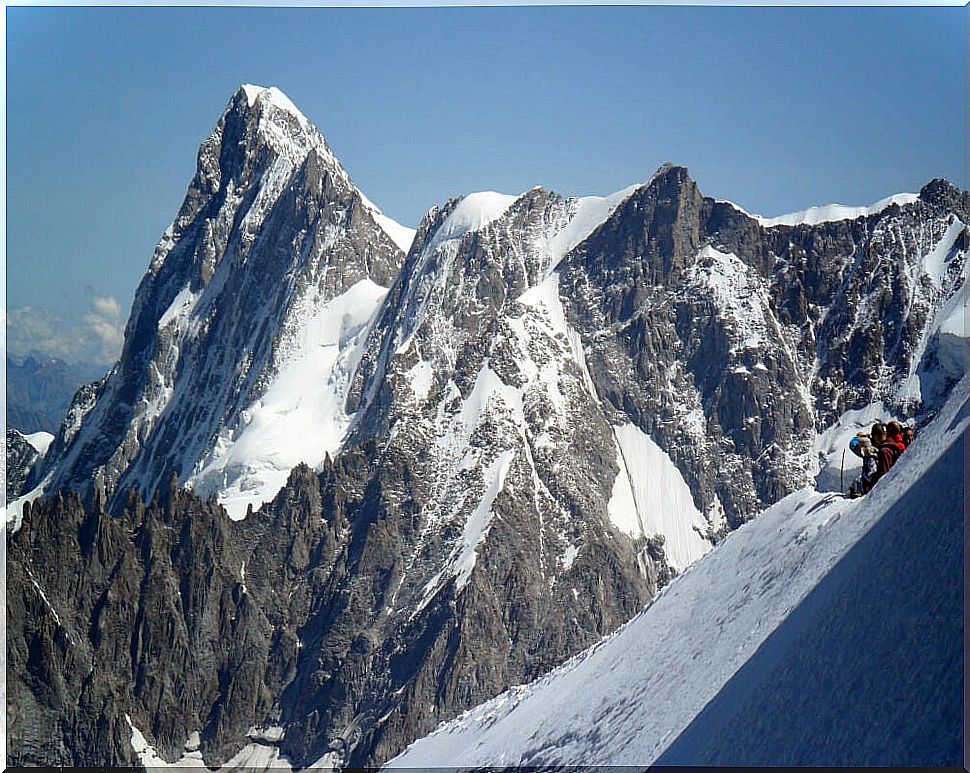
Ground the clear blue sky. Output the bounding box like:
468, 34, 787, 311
6, 5, 966, 364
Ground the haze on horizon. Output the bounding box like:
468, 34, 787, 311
6, 5, 965, 366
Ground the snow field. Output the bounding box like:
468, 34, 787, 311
126, 715, 295, 773
608, 423, 711, 570
750, 192, 919, 228
186, 279, 388, 519
24, 431, 55, 457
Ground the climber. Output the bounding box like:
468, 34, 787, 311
847, 432, 879, 498
870, 422, 903, 482
885, 420, 907, 456
902, 425, 916, 448
847, 421, 906, 498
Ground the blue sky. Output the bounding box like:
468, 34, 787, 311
6, 5, 966, 364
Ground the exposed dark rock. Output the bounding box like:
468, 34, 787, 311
8, 448, 651, 768
6, 430, 43, 499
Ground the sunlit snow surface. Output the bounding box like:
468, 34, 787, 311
23, 431, 54, 457
543, 184, 641, 269
687, 245, 772, 354
933, 234, 970, 380
389, 374, 969, 769
743, 192, 920, 228
241, 84, 307, 121
126, 716, 297, 773
428, 191, 521, 252
356, 188, 416, 254
6, 473, 52, 532
608, 423, 711, 569
186, 279, 388, 518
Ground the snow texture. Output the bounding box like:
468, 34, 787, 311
687, 245, 771, 354
157, 285, 201, 331
357, 188, 416, 254
749, 193, 919, 228
6, 472, 53, 533
186, 279, 388, 519
240, 84, 306, 123
608, 423, 711, 569
427, 191, 520, 252
453, 448, 516, 588
933, 242, 969, 380
388, 374, 969, 769
24, 432, 54, 457
126, 715, 295, 772
373, 212, 416, 255
541, 185, 640, 273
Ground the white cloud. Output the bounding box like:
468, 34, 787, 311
7, 296, 126, 366
92, 296, 122, 319
83, 311, 124, 351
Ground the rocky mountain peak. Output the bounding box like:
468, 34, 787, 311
23, 86, 407, 517
570, 163, 704, 290
649, 162, 695, 188
919, 177, 970, 219
228, 84, 335, 166
7, 84, 968, 772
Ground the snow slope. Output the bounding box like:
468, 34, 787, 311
749, 193, 920, 228
426, 190, 521, 253
389, 373, 969, 769
608, 423, 711, 569
357, 189, 416, 254
185, 279, 388, 518
24, 432, 55, 457
126, 716, 294, 773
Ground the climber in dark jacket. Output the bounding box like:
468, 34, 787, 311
847, 432, 879, 498
902, 425, 916, 448
871, 422, 900, 481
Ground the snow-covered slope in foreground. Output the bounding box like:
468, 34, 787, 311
390, 374, 968, 769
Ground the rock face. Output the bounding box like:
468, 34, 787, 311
8, 86, 968, 770
6, 430, 41, 498
8, 457, 650, 767
560, 166, 969, 528
30, 85, 407, 515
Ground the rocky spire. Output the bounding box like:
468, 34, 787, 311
32, 86, 407, 513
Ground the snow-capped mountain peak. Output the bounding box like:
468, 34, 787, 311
240, 83, 309, 123
424, 190, 523, 252
234, 84, 416, 254
18, 86, 408, 518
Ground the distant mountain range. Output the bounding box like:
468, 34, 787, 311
6, 354, 106, 434
7, 85, 967, 769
